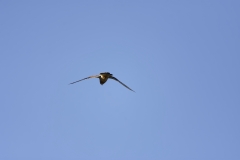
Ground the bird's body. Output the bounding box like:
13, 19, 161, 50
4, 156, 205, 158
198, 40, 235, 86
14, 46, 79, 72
70, 72, 134, 92
99, 72, 111, 84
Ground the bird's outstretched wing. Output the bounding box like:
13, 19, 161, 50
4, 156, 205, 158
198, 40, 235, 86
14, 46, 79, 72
109, 76, 135, 92
69, 75, 100, 85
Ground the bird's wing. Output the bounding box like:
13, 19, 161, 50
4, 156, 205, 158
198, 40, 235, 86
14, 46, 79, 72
109, 76, 135, 92
69, 75, 100, 85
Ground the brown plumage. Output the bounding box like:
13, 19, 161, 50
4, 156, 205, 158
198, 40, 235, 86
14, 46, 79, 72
69, 72, 134, 92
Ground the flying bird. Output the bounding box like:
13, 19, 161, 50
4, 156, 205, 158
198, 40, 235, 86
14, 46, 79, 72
69, 72, 135, 92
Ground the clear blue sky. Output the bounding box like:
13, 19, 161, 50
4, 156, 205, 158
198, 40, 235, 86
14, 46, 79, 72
1, 1, 239, 159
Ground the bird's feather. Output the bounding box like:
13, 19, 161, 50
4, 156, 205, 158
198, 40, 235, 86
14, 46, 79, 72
69, 75, 100, 84
109, 76, 135, 92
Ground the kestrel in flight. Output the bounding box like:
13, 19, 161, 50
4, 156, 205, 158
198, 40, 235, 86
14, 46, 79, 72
69, 72, 135, 92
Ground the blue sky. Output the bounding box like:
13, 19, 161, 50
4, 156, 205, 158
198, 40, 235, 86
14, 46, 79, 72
1, 1, 240, 159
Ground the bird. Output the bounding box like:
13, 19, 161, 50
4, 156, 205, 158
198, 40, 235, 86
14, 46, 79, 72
69, 72, 135, 92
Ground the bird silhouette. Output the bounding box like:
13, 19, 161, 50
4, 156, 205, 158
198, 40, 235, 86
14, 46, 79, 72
69, 72, 135, 92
